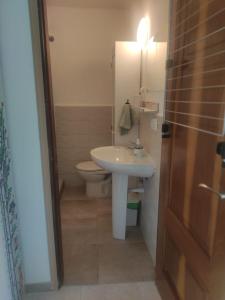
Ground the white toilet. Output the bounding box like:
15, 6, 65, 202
76, 161, 111, 198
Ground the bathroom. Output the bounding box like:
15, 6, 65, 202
2, 0, 225, 299
46, 0, 168, 288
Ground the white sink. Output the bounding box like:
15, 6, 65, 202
91, 146, 155, 240
91, 146, 155, 177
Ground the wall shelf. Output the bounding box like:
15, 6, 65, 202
133, 103, 159, 114
139, 107, 158, 114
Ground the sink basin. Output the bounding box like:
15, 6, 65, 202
91, 146, 155, 177
91, 146, 155, 240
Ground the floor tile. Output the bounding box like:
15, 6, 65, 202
98, 243, 155, 284
61, 199, 98, 219
25, 286, 81, 300
97, 215, 114, 245
62, 213, 97, 246
24, 282, 161, 300
126, 227, 144, 243
60, 286, 82, 300
97, 216, 143, 245
137, 282, 162, 300
104, 283, 141, 300
97, 198, 112, 216
61, 214, 97, 230
64, 244, 99, 285
61, 187, 155, 285
62, 227, 98, 246
81, 285, 106, 300
62, 186, 87, 201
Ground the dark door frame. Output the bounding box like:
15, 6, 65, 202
36, 0, 64, 287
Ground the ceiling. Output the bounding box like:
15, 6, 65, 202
47, 0, 139, 9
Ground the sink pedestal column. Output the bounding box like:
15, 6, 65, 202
112, 173, 128, 240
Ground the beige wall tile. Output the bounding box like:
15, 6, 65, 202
89, 134, 112, 148
54, 106, 112, 186
55, 119, 89, 136
59, 172, 84, 187
87, 119, 112, 135
55, 106, 91, 122
56, 134, 91, 149
58, 159, 84, 175
55, 106, 112, 122
57, 147, 91, 163
88, 107, 112, 122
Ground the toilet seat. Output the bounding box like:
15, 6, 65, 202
76, 161, 109, 174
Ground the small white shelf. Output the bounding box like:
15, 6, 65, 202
133, 106, 158, 114
139, 107, 158, 113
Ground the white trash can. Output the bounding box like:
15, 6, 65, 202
126, 192, 141, 226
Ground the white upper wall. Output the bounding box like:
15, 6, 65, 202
114, 42, 140, 146
46, 0, 169, 106
46, 3, 133, 106
0, 0, 55, 286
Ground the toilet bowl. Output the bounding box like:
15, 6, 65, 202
76, 161, 111, 198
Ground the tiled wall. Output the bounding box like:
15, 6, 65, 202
54, 105, 112, 187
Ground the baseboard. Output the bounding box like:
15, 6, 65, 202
25, 282, 53, 293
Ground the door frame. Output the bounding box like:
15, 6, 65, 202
29, 0, 64, 287
155, 0, 177, 298
156, 0, 172, 279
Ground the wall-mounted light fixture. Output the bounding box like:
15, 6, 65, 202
137, 17, 150, 50
137, 17, 154, 94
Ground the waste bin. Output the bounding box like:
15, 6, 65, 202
126, 192, 141, 226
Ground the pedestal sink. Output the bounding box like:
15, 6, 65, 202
91, 146, 155, 240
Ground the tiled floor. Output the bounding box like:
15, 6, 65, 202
61, 186, 155, 285
25, 282, 161, 300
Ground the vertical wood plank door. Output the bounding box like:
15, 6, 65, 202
158, 0, 225, 299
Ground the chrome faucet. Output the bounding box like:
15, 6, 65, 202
128, 139, 144, 150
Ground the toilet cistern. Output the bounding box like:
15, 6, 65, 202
91, 146, 155, 240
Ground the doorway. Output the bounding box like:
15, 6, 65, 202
37, 0, 161, 289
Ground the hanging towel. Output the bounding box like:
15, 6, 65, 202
119, 103, 134, 135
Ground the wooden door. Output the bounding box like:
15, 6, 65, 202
157, 1, 225, 299
36, 0, 64, 286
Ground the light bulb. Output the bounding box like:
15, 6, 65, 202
137, 17, 150, 49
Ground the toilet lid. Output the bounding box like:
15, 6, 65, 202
76, 161, 107, 173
